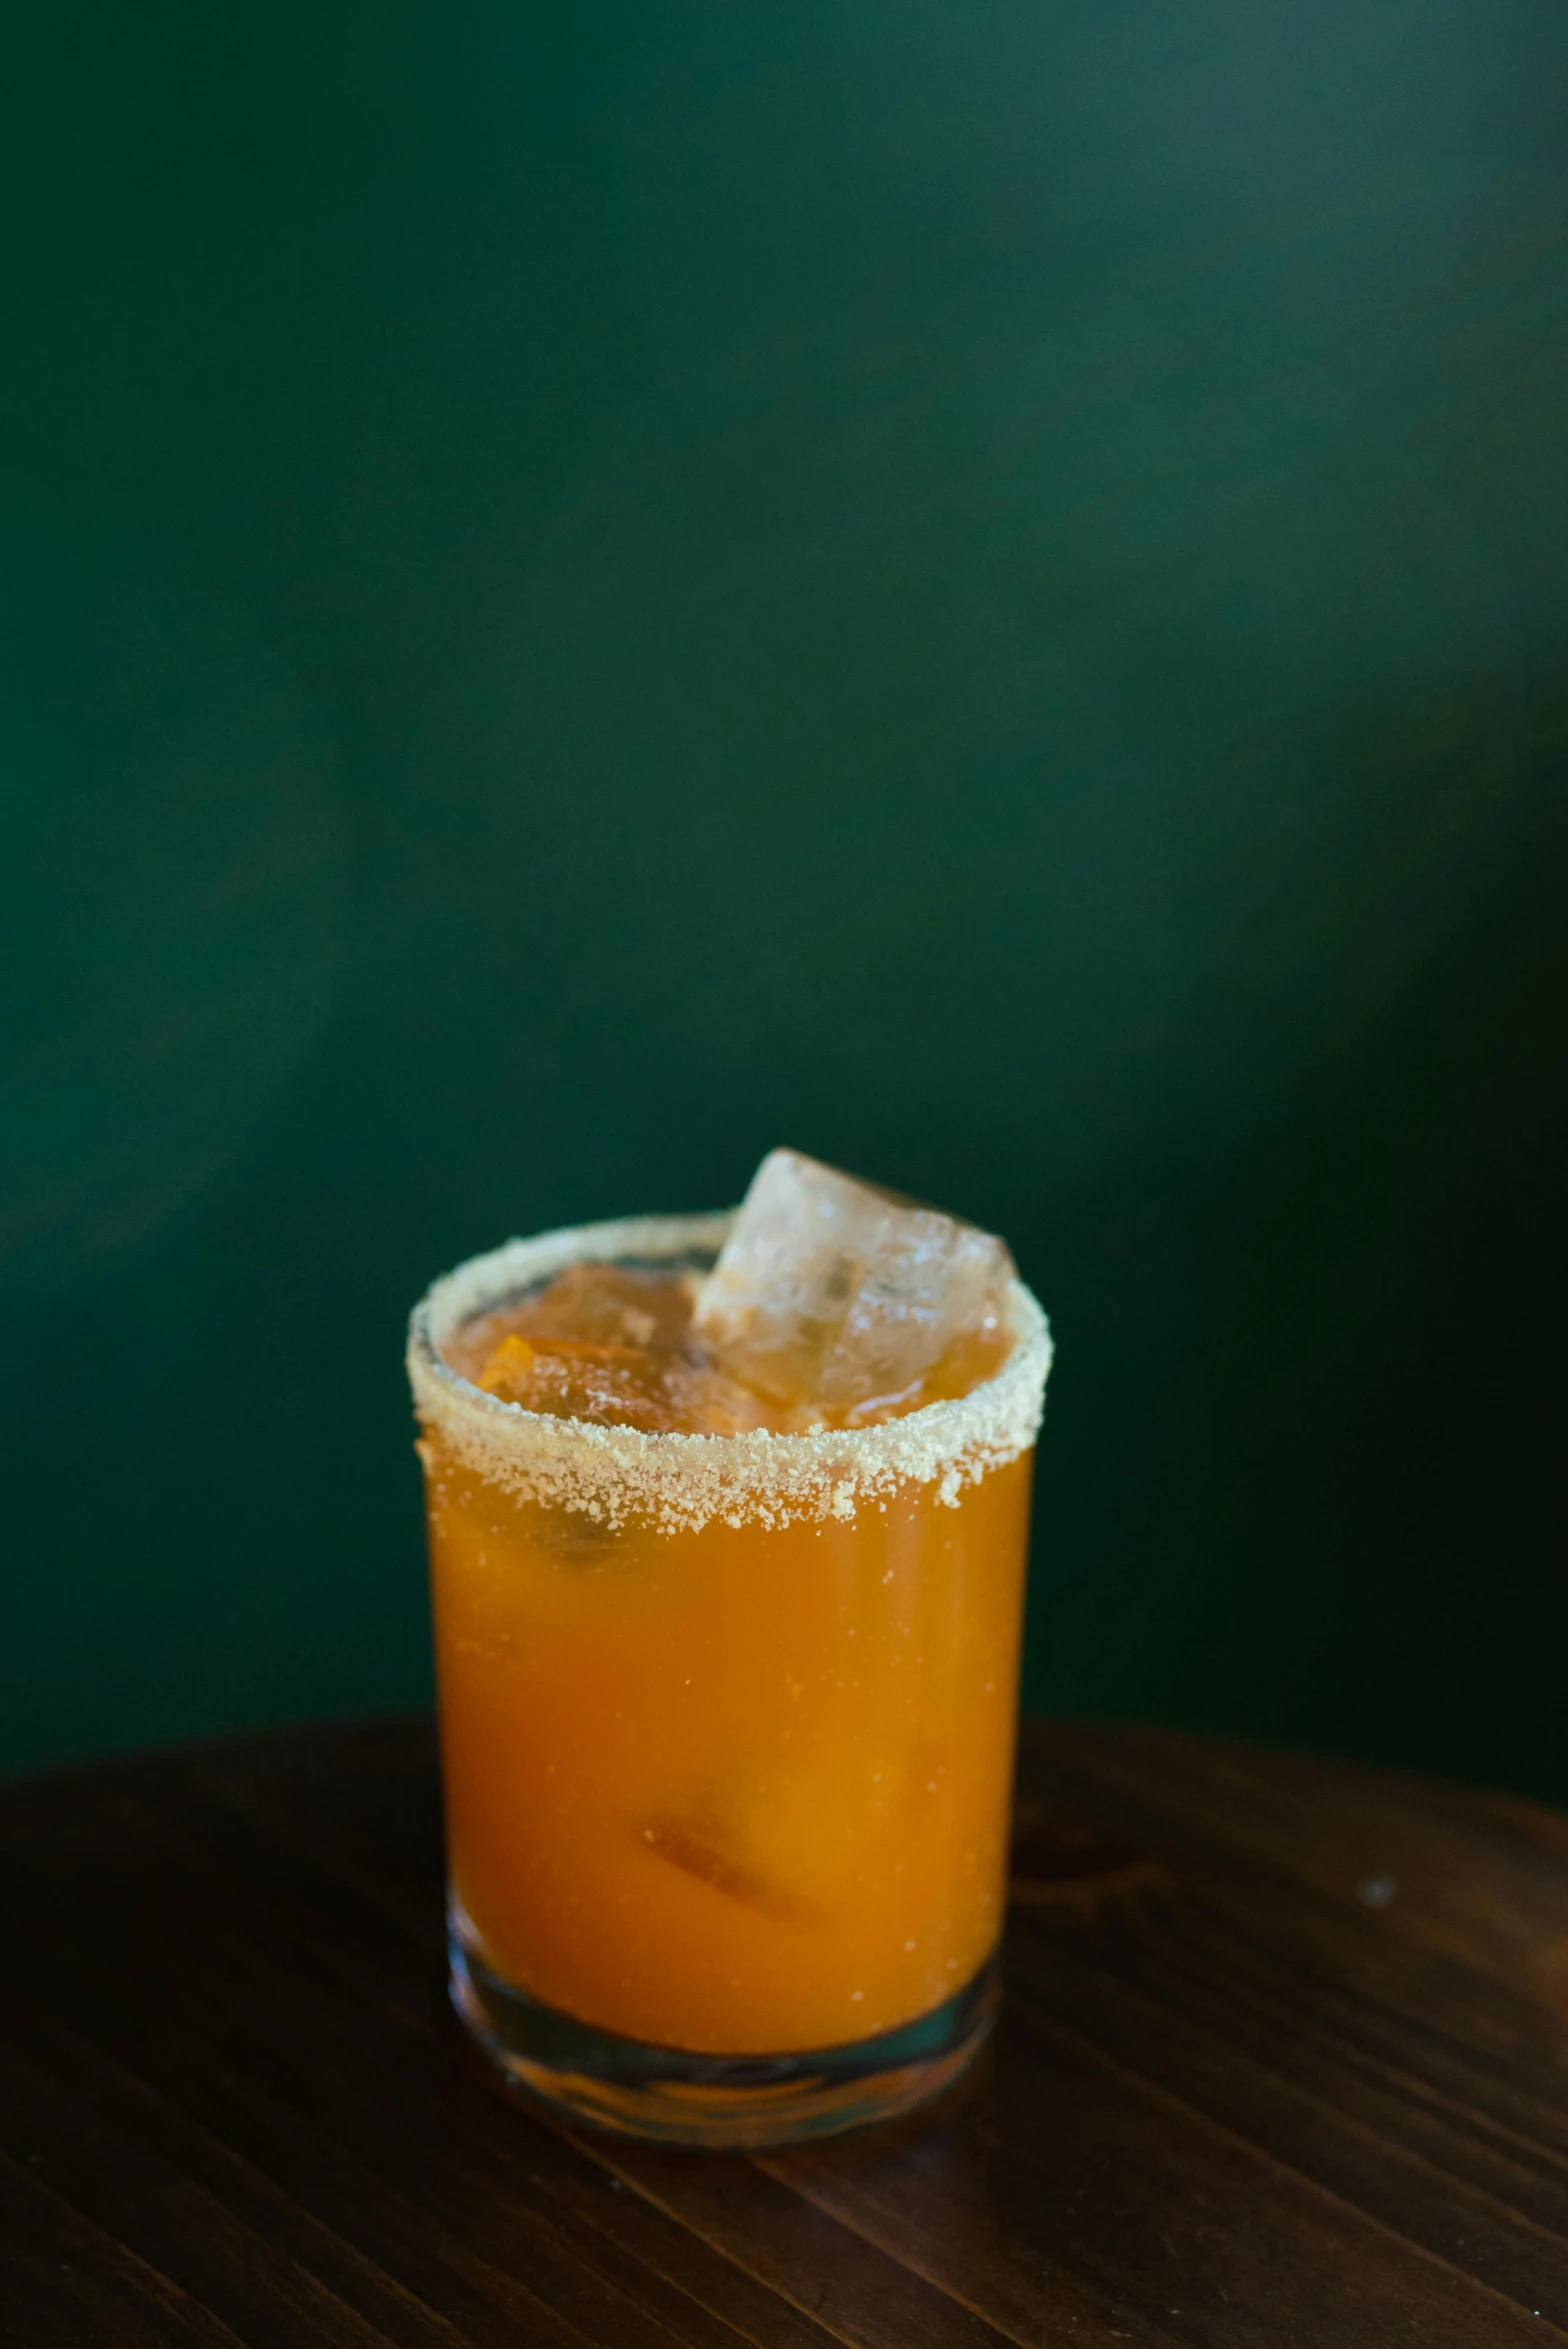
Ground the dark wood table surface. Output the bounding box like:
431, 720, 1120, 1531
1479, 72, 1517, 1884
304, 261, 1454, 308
5, 1718, 1568, 2348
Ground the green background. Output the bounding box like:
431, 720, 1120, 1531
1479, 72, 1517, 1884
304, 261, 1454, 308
3, 1, 1565, 1792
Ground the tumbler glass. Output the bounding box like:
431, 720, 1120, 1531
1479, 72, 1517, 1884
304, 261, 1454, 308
408, 1212, 1050, 2146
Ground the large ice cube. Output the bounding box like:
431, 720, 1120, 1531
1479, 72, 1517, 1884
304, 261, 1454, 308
693, 1149, 1014, 1413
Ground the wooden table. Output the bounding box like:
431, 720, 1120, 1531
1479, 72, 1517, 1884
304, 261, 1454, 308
5, 1719, 1568, 2347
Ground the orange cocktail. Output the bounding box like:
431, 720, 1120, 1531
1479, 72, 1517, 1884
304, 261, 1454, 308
408, 1187, 1051, 2144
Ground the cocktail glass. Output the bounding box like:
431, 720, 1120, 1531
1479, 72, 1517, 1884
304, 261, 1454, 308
408, 1211, 1051, 2146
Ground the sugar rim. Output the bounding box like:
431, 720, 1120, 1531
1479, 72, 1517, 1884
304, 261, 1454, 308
406, 1211, 1053, 1534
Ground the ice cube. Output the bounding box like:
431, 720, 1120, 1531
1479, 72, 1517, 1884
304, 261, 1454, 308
513, 1263, 694, 1351
476, 1332, 775, 1435
642, 1743, 914, 1917
693, 1150, 1014, 1412
477, 1334, 686, 1430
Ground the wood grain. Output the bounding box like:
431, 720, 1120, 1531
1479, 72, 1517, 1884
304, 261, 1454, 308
4, 1718, 1566, 2346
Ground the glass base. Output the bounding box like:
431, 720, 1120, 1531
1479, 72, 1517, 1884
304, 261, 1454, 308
449, 1901, 998, 2148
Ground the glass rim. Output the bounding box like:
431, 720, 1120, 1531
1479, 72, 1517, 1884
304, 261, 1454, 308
406, 1209, 1051, 1532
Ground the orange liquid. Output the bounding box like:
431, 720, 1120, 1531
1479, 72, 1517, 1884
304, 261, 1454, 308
422, 1270, 1034, 2055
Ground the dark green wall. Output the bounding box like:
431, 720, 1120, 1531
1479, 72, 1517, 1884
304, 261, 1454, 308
3, 1, 1565, 1792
